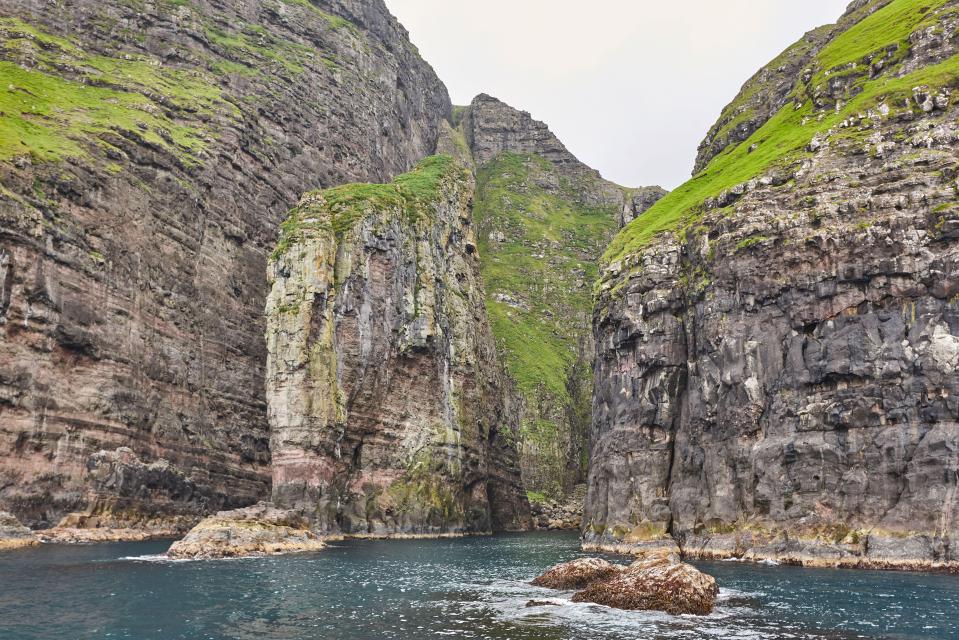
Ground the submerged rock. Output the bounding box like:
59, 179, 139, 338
166, 503, 327, 560
525, 599, 562, 608
0, 512, 39, 551
531, 557, 624, 590
571, 554, 718, 616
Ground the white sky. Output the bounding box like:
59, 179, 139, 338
385, 0, 851, 189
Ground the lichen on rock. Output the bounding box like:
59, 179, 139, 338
266, 155, 530, 536
585, 0, 959, 571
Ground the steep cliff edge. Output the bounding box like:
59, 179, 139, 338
458, 95, 664, 501
0, 0, 450, 530
266, 155, 530, 535
586, 0, 959, 570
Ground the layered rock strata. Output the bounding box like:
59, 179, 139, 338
0, 0, 450, 530
585, 0, 959, 571
266, 155, 530, 535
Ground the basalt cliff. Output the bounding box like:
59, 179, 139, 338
266, 154, 530, 535
585, 0, 959, 570
0, 0, 450, 531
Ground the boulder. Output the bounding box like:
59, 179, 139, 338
531, 557, 625, 590
571, 554, 718, 616
0, 512, 39, 551
166, 503, 327, 560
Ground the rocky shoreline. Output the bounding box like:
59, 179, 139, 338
583, 531, 959, 574
0, 512, 39, 551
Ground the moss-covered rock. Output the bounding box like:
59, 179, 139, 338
266, 155, 531, 536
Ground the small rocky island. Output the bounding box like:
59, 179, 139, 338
167, 504, 327, 560
531, 554, 719, 616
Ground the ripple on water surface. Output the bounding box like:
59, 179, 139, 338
0, 532, 956, 640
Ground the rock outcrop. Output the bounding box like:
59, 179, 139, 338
266, 155, 530, 535
530, 483, 586, 530
570, 554, 718, 616
0, 0, 450, 530
166, 502, 326, 559
458, 95, 664, 500
0, 511, 38, 550
531, 554, 718, 616
530, 557, 623, 590
586, 0, 959, 571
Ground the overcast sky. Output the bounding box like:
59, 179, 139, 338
385, 0, 850, 189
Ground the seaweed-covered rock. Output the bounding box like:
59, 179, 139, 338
0, 512, 38, 551
166, 503, 326, 560
531, 557, 624, 590
571, 554, 718, 616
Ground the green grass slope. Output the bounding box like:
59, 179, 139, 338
605, 0, 959, 269
475, 152, 622, 495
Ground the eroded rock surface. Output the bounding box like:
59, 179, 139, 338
531, 557, 624, 590
530, 484, 586, 530
167, 503, 325, 560
0, 511, 38, 550
585, 0, 959, 571
0, 0, 450, 529
571, 555, 718, 616
266, 155, 530, 536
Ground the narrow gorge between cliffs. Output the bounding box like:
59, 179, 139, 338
1, 0, 958, 637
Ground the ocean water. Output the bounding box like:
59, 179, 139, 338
0, 531, 956, 639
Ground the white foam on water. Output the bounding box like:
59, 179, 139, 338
456, 577, 814, 640
117, 554, 252, 563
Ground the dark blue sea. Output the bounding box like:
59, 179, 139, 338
0, 531, 956, 639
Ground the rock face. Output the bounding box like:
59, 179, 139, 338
571, 555, 718, 616
0, 0, 450, 529
461, 94, 664, 499
530, 557, 623, 590
586, 0, 959, 570
530, 483, 586, 530
166, 502, 325, 559
266, 155, 530, 535
0, 511, 38, 550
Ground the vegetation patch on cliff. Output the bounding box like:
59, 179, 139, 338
477, 153, 617, 399
475, 151, 619, 496
271, 155, 466, 261
605, 0, 959, 267
0, 17, 225, 165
